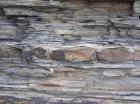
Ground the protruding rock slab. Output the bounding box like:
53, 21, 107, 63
4, 8, 37, 16
97, 47, 131, 63
133, 0, 140, 15
133, 48, 140, 60
50, 47, 95, 62
102, 70, 125, 77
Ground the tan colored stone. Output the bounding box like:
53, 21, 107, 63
50, 47, 95, 62
97, 47, 130, 63
133, 49, 140, 60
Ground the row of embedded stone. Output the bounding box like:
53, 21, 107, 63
28, 45, 140, 63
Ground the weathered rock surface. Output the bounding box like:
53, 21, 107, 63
50, 47, 94, 62
0, 42, 21, 57
97, 47, 131, 63
0, 0, 140, 103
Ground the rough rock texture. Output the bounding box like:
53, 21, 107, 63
97, 47, 131, 63
50, 47, 94, 62
0, 0, 140, 104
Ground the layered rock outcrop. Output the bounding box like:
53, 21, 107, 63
0, 0, 140, 104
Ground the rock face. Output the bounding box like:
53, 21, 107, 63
0, 0, 140, 104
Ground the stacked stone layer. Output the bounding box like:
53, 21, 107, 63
0, 0, 140, 104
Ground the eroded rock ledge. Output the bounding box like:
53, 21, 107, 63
0, 0, 140, 104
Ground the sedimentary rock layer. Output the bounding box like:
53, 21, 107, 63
0, 0, 140, 104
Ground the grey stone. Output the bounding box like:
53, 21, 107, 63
102, 70, 125, 77
0, 0, 139, 103
133, 0, 140, 15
